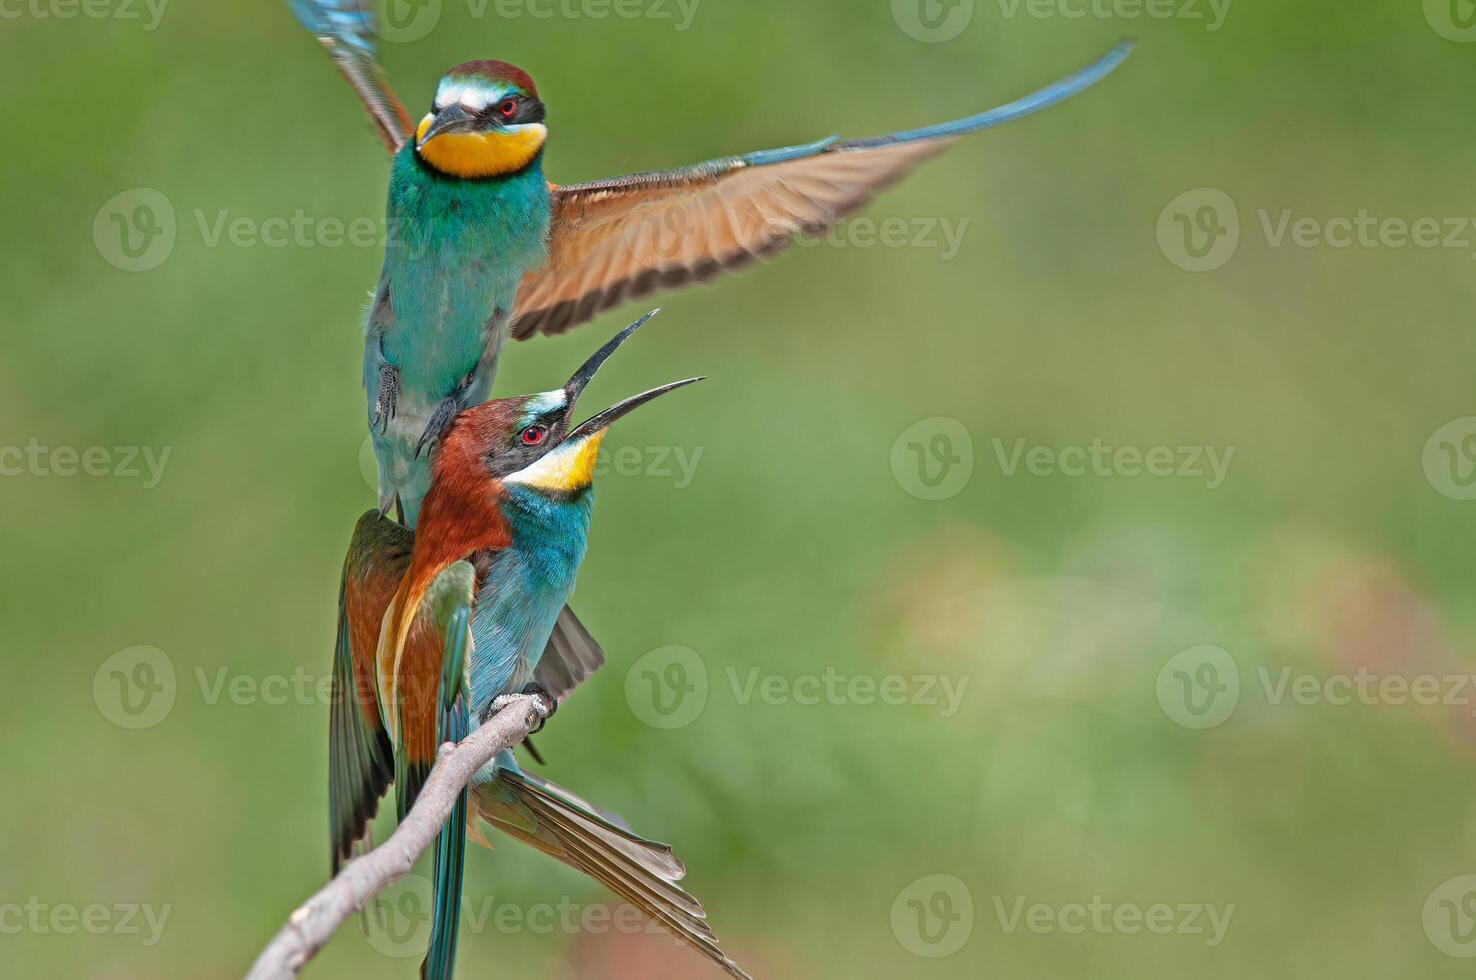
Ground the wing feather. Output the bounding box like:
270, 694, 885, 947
290, 0, 413, 154
328, 511, 401, 874
511, 40, 1133, 339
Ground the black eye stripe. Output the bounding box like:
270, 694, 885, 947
477, 96, 546, 126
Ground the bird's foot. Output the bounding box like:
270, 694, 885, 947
414, 395, 460, 460
372, 364, 399, 435
415, 367, 481, 459
488, 684, 556, 734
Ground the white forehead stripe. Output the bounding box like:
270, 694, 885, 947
519, 389, 567, 428
434, 79, 511, 112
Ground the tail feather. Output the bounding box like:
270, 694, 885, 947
515, 793, 708, 924
475, 770, 751, 980
508, 773, 685, 879
549, 828, 749, 979
421, 692, 469, 980
513, 767, 639, 835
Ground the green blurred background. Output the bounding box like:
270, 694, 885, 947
5, 0, 1476, 976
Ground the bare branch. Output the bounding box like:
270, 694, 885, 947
245, 693, 550, 980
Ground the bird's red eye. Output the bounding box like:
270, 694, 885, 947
521, 426, 545, 446
499, 98, 518, 118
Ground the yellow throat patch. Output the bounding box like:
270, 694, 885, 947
415, 116, 547, 179
506, 431, 607, 494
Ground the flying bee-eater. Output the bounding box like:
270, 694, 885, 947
330, 314, 745, 978
291, 0, 1132, 522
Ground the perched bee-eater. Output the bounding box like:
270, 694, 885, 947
291, 0, 1132, 522
330, 315, 745, 978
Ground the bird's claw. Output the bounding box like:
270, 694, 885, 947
488, 685, 556, 734
415, 396, 458, 460
372, 364, 400, 435
521, 683, 556, 734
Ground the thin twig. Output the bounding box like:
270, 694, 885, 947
245, 693, 550, 980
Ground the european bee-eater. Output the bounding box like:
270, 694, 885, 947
330, 316, 745, 978
291, 0, 1132, 522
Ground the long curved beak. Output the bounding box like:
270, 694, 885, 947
416, 103, 477, 149
566, 376, 704, 442
563, 309, 661, 402
560, 310, 701, 440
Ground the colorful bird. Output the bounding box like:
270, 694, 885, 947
291, 0, 1132, 523
329, 314, 746, 978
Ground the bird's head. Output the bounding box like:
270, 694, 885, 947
414, 60, 547, 179
408, 310, 699, 572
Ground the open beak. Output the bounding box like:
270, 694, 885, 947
560, 310, 704, 441
566, 378, 703, 442
416, 104, 477, 149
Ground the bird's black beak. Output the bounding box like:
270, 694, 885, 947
561, 310, 703, 442
565, 377, 704, 442
563, 310, 660, 402
417, 104, 477, 148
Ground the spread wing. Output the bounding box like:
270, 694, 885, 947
510, 39, 1133, 339
290, 0, 413, 154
